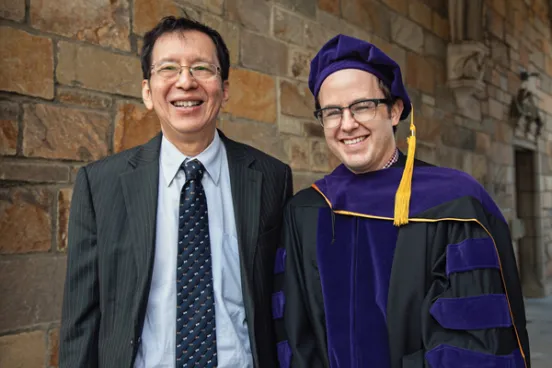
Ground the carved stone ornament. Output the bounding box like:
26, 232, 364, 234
509, 71, 544, 141
447, 42, 488, 110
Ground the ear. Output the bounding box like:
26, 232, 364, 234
390, 99, 404, 127
142, 79, 153, 110
222, 80, 229, 104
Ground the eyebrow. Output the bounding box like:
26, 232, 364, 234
153, 56, 216, 65
321, 98, 375, 109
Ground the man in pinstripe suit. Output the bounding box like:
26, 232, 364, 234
60, 16, 292, 368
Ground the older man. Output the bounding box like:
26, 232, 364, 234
273, 34, 530, 368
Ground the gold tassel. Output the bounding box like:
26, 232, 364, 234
393, 104, 416, 226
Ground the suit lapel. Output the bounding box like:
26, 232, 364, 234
120, 133, 161, 316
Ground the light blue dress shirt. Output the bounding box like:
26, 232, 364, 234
134, 131, 253, 368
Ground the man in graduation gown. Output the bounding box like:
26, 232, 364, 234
272, 34, 531, 368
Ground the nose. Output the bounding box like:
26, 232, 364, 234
174, 68, 198, 90
339, 108, 359, 132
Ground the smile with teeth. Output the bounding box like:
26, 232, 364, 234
343, 136, 367, 145
172, 100, 203, 107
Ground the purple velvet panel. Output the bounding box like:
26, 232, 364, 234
314, 165, 505, 223
430, 294, 512, 330
317, 207, 397, 368
272, 291, 285, 320
277, 340, 292, 368
425, 344, 524, 367
446, 237, 499, 276
274, 248, 286, 274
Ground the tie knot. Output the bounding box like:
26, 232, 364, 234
182, 159, 205, 182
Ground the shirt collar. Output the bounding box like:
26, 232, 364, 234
160, 130, 223, 187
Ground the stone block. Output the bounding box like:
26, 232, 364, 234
30, 0, 130, 51
273, 7, 304, 46
406, 52, 434, 94
342, 0, 391, 40
292, 172, 324, 193
201, 14, 240, 65
0, 256, 66, 332
221, 118, 285, 161
382, 0, 407, 15
114, 101, 160, 153
278, 115, 304, 136
310, 139, 330, 172
57, 42, 141, 97
0, 100, 19, 156
227, 0, 270, 33
223, 68, 277, 124
0, 161, 70, 183
304, 20, 338, 51
391, 14, 424, 53
280, 80, 313, 119
471, 153, 488, 184
23, 104, 110, 161
304, 122, 325, 138
441, 123, 476, 151
373, 36, 407, 75
49, 328, 60, 367
241, 31, 288, 76
56, 87, 113, 110
318, 0, 340, 16
133, 0, 185, 36
488, 98, 505, 120
285, 135, 310, 170
0, 27, 54, 99
0, 188, 53, 255
58, 188, 73, 252
274, 0, 316, 18
415, 104, 441, 143
288, 46, 313, 81
408, 0, 432, 27
475, 132, 491, 155
0, 331, 46, 368
492, 0, 506, 18
0, 0, 25, 21
179, 0, 223, 15
432, 11, 449, 40
424, 31, 446, 59
488, 9, 504, 39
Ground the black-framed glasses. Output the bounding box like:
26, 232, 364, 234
150, 61, 220, 81
314, 98, 390, 128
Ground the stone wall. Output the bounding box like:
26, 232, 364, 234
1, 0, 552, 365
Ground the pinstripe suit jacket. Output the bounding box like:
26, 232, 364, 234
59, 131, 293, 368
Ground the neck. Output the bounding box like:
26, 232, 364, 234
163, 127, 216, 157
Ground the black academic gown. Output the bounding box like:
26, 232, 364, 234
273, 154, 530, 368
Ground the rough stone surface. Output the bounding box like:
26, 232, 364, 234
279, 115, 304, 136
406, 52, 435, 94
391, 14, 424, 53
23, 104, 110, 161
202, 14, 240, 65
49, 328, 60, 367
223, 68, 276, 124
383, 0, 408, 15
58, 188, 73, 252
304, 20, 338, 50
441, 124, 476, 151
0, 331, 46, 368
432, 12, 449, 39
310, 139, 330, 172
280, 80, 313, 119
57, 41, 142, 98
0, 188, 53, 254
285, 135, 310, 170
30, 0, 131, 50
133, 0, 188, 36
181, 0, 223, 15
318, 0, 340, 15
273, 0, 316, 18
0, 27, 54, 99
0, 256, 66, 332
0, 0, 25, 21
0, 162, 70, 183
241, 31, 288, 76
226, 0, 270, 33
56, 87, 113, 110
342, 0, 391, 40
273, 7, 304, 46
221, 118, 285, 161
288, 46, 313, 81
409, 0, 432, 27
0, 100, 19, 156
114, 102, 160, 153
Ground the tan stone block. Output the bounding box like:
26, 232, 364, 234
488, 98, 505, 120
376, 39, 407, 75
0, 331, 46, 367
0, 100, 19, 156
49, 328, 60, 367
223, 68, 276, 124
202, 14, 240, 65
475, 132, 491, 155
342, 0, 391, 40
56, 87, 113, 110
488, 9, 504, 39
424, 31, 446, 59
58, 188, 72, 252
114, 101, 160, 153
408, 0, 432, 27
274, 0, 316, 18
57, 41, 141, 97
304, 20, 337, 51
220, 118, 285, 161
304, 122, 325, 138
241, 31, 288, 76
288, 46, 312, 81
432, 12, 449, 40
0, 161, 70, 183
0, 27, 54, 99
180, 0, 223, 15
0, 0, 25, 21
285, 135, 310, 170
30, 0, 130, 51
273, 7, 304, 46
415, 104, 440, 142
310, 139, 330, 172
226, 0, 270, 33
279, 115, 304, 136
23, 104, 110, 161
382, 0, 408, 15
0, 256, 66, 332
318, 0, 340, 16
406, 52, 434, 94
492, 0, 506, 17
292, 172, 323, 193
0, 188, 52, 255
391, 14, 424, 53
280, 80, 314, 119
133, 0, 198, 36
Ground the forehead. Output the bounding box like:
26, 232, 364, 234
318, 69, 381, 105
151, 30, 217, 64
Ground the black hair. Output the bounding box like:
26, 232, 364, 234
140, 15, 230, 81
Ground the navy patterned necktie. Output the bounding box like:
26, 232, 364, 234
176, 159, 217, 367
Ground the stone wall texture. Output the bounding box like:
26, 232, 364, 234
1, 0, 552, 365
